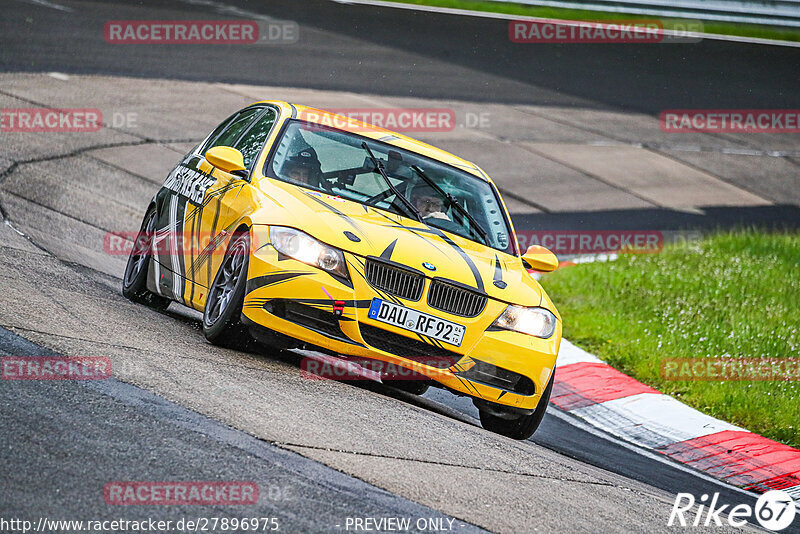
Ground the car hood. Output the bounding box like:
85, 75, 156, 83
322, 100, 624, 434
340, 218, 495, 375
255, 181, 544, 306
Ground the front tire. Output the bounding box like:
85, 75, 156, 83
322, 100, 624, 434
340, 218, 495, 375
122, 207, 170, 310
203, 231, 252, 349
479, 371, 554, 440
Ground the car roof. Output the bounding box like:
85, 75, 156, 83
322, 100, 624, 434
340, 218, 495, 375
253, 100, 490, 182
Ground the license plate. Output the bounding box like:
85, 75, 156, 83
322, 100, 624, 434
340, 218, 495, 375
367, 298, 465, 347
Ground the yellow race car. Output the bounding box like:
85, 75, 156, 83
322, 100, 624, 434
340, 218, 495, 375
123, 102, 562, 439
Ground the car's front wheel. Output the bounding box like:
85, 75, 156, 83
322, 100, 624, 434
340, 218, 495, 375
478, 371, 554, 440
203, 230, 252, 349
122, 207, 171, 310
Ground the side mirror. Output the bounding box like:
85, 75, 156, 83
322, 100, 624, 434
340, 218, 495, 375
205, 146, 246, 175
522, 245, 559, 272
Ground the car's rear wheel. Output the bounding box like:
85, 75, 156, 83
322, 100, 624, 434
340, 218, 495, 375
122, 207, 171, 310
203, 230, 252, 349
478, 371, 554, 440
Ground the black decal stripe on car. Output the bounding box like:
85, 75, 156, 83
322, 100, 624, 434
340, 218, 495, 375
204, 182, 228, 285
427, 335, 447, 350
289, 320, 365, 347
380, 239, 397, 261
458, 357, 475, 371
386, 225, 442, 237
369, 207, 400, 224
248, 297, 373, 309
192, 232, 223, 274
185, 174, 218, 296
245, 272, 311, 295
453, 374, 481, 396
187, 201, 203, 302
372, 208, 486, 292
176, 193, 192, 304
184, 181, 240, 224
191, 221, 238, 275
497, 390, 507, 400
369, 209, 449, 255
302, 192, 363, 235
433, 230, 485, 293
415, 332, 446, 351
193, 220, 242, 284
494, 255, 504, 285
325, 269, 354, 289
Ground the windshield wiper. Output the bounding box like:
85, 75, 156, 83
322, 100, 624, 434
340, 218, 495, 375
410, 164, 489, 245
361, 142, 422, 222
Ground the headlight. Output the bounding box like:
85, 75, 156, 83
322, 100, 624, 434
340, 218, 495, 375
270, 226, 349, 279
493, 305, 557, 339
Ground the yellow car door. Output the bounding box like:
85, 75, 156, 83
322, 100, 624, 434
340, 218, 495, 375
184, 105, 278, 309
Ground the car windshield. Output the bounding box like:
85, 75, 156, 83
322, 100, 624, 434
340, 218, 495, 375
265, 120, 514, 254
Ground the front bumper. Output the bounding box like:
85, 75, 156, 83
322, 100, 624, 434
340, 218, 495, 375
241, 240, 560, 411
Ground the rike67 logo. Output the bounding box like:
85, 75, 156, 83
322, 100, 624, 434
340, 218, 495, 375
669, 490, 797, 531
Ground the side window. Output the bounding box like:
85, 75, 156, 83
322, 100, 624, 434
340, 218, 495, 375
232, 108, 277, 170
205, 107, 263, 152
199, 115, 237, 154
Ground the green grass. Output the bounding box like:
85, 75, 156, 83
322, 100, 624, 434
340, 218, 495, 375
540, 229, 800, 448
383, 0, 800, 42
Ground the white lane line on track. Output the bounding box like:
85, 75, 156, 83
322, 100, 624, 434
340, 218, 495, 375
547, 407, 759, 499
586, 140, 800, 159
12, 0, 72, 12
176, 0, 279, 22
330, 0, 800, 48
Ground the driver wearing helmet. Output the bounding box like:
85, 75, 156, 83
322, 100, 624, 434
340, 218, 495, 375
410, 183, 451, 221
281, 147, 322, 186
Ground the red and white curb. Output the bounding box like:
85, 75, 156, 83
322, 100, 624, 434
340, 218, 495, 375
554, 340, 800, 498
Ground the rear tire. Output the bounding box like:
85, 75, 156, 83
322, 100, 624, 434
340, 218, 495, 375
122, 207, 171, 310
203, 231, 253, 349
479, 371, 554, 440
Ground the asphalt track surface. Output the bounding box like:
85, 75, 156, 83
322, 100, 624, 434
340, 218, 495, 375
1, 0, 799, 114
3, 0, 799, 232
0, 327, 482, 533
0, 0, 797, 532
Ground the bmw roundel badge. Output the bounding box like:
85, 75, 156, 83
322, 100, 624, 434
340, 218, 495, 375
422, 262, 436, 271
